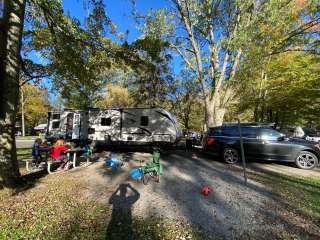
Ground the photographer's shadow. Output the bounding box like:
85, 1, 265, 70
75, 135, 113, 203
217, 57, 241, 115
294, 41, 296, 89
106, 183, 140, 240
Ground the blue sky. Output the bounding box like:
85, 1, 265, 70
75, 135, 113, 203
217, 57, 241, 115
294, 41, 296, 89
63, 0, 169, 43
37, 0, 183, 103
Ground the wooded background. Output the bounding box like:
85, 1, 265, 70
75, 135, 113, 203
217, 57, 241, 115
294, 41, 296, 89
0, 0, 319, 187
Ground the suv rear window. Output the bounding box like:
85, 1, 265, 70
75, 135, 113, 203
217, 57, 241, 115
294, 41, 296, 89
209, 127, 221, 136
241, 127, 258, 138
221, 127, 238, 137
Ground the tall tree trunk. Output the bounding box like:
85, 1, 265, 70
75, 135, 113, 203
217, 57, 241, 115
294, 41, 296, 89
253, 105, 259, 122
274, 111, 279, 129
0, 0, 26, 188
205, 93, 225, 128
205, 98, 214, 128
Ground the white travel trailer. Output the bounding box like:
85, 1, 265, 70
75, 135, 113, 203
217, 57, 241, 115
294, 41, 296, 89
88, 108, 183, 148
46, 109, 88, 143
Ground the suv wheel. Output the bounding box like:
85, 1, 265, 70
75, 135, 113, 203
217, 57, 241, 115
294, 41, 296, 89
223, 148, 239, 164
295, 151, 318, 170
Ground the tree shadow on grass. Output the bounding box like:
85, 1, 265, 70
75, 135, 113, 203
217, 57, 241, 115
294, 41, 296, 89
0, 169, 48, 194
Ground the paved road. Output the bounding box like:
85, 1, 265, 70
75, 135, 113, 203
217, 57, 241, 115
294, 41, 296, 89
16, 139, 34, 148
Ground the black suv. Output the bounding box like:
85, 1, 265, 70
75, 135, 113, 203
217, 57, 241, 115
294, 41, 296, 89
202, 124, 320, 170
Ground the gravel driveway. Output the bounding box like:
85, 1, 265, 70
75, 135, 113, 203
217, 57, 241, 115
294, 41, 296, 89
70, 150, 311, 239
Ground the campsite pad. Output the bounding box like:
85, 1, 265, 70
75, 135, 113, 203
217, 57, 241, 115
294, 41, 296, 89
67, 152, 318, 238
67, 150, 320, 239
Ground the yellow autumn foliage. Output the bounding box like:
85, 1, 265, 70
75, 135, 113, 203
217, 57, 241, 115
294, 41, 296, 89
20, 83, 50, 128
96, 83, 132, 108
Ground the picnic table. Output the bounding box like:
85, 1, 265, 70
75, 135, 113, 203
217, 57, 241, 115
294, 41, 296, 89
39, 146, 52, 160
24, 146, 52, 172
25, 146, 91, 174
47, 147, 89, 174
65, 147, 83, 169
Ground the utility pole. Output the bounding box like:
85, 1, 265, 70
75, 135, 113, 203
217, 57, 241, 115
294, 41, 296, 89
237, 118, 248, 185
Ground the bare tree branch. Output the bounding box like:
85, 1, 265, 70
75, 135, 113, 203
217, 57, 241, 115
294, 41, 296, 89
173, 0, 208, 97
270, 47, 318, 56
170, 44, 195, 72
19, 55, 49, 86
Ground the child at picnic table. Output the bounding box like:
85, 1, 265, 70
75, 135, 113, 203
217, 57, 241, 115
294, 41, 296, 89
41, 140, 49, 148
50, 138, 70, 171
32, 138, 43, 166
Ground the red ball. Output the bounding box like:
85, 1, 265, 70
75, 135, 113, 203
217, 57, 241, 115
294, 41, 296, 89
201, 186, 212, 196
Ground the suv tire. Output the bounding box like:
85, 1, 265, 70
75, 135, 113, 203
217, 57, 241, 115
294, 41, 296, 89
223, 147, 239, 164
295, 151, 318, 170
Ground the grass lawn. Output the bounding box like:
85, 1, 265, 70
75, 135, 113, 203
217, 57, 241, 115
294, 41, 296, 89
0, 172, 203, 240
252, 171, 320, 220
17, 148, 32, 160
16, 136, 37, 140
250, 171, 320, 238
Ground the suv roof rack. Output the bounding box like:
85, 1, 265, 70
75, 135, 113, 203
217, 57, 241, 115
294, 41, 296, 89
221, 122, 275, 127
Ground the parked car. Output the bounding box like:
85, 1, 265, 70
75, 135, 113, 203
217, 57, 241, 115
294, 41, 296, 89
202, 124, 320, 170
282, 127, 320, 143
303, 128, 320, 143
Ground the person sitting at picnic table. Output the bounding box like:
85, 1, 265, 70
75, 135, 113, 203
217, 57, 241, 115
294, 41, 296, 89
38, 140, 53, 163
50, 138, 70, 171
80, 144, 92, 160
41, 139, 49, 148
32, 138, 43, 167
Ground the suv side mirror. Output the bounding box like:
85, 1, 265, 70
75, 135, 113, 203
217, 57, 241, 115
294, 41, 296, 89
278, 136, 289, 141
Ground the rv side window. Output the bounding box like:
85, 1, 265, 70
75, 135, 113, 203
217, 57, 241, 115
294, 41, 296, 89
52, 121, 60, 129
52, 114, 60, 120
141, 116, 148, 126
101, 117, 111, 126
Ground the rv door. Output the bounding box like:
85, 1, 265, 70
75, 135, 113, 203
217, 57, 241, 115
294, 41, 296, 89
72, 113, 81, 140
65, 112, 74, 140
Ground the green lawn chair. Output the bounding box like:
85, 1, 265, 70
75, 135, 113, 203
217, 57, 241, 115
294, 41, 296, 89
141, 148, 163, 184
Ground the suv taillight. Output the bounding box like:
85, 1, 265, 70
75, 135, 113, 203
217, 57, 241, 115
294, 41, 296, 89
207, 137, 216, 145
